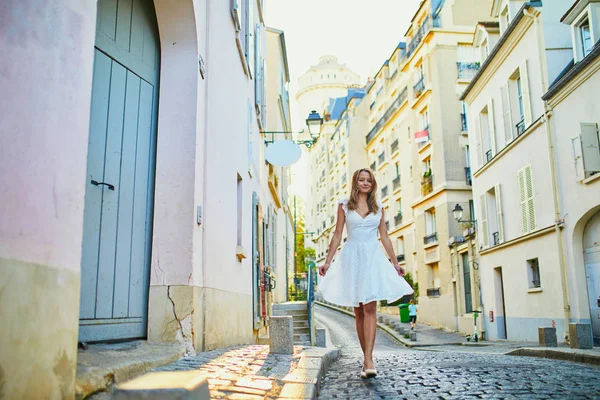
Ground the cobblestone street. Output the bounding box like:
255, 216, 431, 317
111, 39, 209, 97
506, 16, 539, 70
315, 305, 600, 399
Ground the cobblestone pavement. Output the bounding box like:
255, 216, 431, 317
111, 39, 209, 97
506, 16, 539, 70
315, 304, 600, 400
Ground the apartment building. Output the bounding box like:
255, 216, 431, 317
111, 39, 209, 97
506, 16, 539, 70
541, 0, 600, 344
363, 0, 492, 333
461, 0, 574, 341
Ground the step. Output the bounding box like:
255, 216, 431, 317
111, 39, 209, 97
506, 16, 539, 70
294, 333, 310, 343
293, 320, 308, 328
272, 302, 308, 311
296, 341, 311, 346
272, 310, 308, 317
294, 327, 309, 335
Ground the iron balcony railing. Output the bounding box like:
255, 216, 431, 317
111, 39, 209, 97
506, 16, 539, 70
532, 279, 541, 288
427, 287, 441, 297
457, 62, 481, 79
401, 15, 440, 65
379, 152, 386, 165
385, 220, 390, 230
366, 89, 408, 145
465, 167, 472, 186
391, 139, 399, 154
516, 118, 526, 136
396, 254, 405, 263
461, 113, 468, 131
413, 77, 425, 98
421, 174, 433, 196
370, 161, 376, 171
381, 185, 389, 198
393, 176, 401, 190
493, 231, 500, 246
330, 216, 335, 225
394, 213, 403, 226
424, 232, 438, 245
486, 150, 493, 163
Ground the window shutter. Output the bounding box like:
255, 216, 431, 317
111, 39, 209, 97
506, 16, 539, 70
520, 60, 532, 126
245, 0, 254, 76
501, 83, 512, 144
479, 194, 489, 248
488, 99, 497, 155
231, 0, 241, 31
474, 115, 483, 167
518, 168, 528, 233
261, 58, 266, 125
525, 165, 535, 231
254, 23, 261, 110
580, 123, 600, 178
495, 184, 504, 243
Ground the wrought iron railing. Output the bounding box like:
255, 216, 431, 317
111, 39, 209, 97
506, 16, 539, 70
393, 176, 401, 190
516, 118, 526, 136
424, 232, 438, 244
402, 16, 440, 64
397, 254, 405, 263
421, 175, 433, 196
394, 213, 403, 226
457, 62, 480, 79
366, 90, 408, 145
413, 77, 425, 98
486, 150, 493, 163
465, 167, 472, 186
379, 152, 386, 165
493, 231, 500, 245
461, 113, 468, 131
381, 185, 389, 198
427, 287, 441, 297
391, 139, 399, 154
370, 161, 376, 171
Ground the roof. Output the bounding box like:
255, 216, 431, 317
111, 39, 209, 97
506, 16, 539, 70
542, 41, 600, 100
478, 21, 500, 28
327, 89, 366, 120
559, 0, 600, 23
460, 2, 542, 101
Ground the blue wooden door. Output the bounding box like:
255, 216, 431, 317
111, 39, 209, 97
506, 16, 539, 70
79, 0, 160, 342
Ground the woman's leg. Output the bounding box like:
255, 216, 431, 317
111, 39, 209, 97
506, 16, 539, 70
354, 304, 366, 355
363, 301, 377, 370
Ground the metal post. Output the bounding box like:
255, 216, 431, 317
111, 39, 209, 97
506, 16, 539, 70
293, 194, 297, 299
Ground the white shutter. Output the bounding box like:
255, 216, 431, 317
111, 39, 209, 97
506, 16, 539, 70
501, 83, 513, 143
254, 24, 261, 109
518, 168, 528, 233
474, 115, 483, 167
488, 99, 497, 156
231, 0, 241, 31
525, 165, 535, 231
520, 60, 532, 126
495, 184, 504, 243
479, 194, 489, 248
580, 123, 600, 178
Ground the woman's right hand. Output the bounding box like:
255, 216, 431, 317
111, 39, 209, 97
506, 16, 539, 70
318, 263, 331, 277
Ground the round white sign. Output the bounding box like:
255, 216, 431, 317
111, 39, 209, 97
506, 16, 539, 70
265, 140, 302, 166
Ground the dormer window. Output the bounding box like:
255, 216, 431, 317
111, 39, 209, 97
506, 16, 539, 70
499, 6, 510, 34
579, 18, 592, 57
562, 1, 600, 62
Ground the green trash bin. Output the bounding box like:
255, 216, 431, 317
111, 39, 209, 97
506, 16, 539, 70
398, 303, 410, 323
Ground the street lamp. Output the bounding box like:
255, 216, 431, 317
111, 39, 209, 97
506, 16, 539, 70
452, 203, 476, 226
263, 110, 324, 148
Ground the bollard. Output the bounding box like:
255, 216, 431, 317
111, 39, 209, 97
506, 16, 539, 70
270, 316, 294, 354
538, 327, 558, 347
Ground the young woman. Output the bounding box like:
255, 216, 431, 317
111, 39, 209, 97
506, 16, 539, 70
318, 168, 413, 379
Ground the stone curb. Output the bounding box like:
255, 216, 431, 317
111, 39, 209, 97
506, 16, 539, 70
506, 347, 600, 366
290, 346, 341, 399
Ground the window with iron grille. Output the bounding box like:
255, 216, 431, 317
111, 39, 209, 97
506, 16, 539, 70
527, 258, 541, 288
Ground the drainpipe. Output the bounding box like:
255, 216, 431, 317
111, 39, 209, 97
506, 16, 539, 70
524, 8, 571, 340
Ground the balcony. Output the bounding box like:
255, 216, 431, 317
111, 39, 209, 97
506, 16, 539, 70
424, 232, 438, 245
330, 216, 335, 225
366, 89, 408, 145
379, 152, 386, 165
402, 15, 440, 65
381, 185, 389, 198
396, 254, 405, 263
427, 287, 441, 297
457, 62, 480, 80
465, 167, 472, 186
413, 77, 425, 98
393, 176, 401, 190
394, 213, 403, 226
370, 161, 376, 171
493, 231, 500, 246
385, 220, 390, 230
461, 113, 468, 132
421, 174, 433, 196
485, 150, 493, 163
391, 139, 399, 154
516, 118, 526, 136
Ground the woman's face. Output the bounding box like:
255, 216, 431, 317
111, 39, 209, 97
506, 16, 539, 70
357, 171, 373, 194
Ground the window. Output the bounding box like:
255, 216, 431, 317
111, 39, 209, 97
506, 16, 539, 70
425, 208, 437, 241
486, 185, 504, 246
518, 165, 536, 234
499, 6, 509, 34
231, 0, 242, 31
476, 102, 496, 164
479, 192, 489, 248
396, 237, 405, 261
527, 258, 541, 288
243, 0, 254, 76
427, 263, 440, 294
574, 123, 600, 179
580, 19, 592, 57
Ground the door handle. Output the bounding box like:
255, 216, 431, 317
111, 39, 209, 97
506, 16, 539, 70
90, 180, 115, 191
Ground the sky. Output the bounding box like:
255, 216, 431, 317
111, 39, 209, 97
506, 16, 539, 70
265, 0, 421, 198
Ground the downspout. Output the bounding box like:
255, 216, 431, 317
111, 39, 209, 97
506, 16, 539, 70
524, 8, 571, 340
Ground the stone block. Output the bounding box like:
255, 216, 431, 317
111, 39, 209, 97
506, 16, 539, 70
270, 316, 294, 354
410, 331, 417, 341
112, 371, 209, 400
538, 327, 557, 347
569, 323, 593, 349
396, 327, 405, 335
316, 328, 326, 348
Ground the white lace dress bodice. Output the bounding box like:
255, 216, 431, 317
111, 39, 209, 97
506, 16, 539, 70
318, 198, 414, 307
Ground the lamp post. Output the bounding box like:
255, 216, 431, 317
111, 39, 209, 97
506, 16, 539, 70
452, 203, 476, 227
263, 110, 324, 148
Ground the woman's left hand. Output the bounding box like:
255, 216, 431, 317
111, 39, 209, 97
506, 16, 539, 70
393, 264, 406, 277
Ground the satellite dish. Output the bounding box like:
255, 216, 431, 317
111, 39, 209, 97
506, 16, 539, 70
265, 140, 302, 166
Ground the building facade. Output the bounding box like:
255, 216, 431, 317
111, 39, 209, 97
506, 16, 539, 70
0, 0, 291, 398
542, 0, 600, 344
461, 0, 575, 341
364, 0, 492, 333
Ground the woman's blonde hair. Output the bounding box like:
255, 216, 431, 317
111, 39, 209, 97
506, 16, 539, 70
347, 168, 379, 214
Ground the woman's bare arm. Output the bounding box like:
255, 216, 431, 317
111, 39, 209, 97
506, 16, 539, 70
378, 207, 406, 276
319, 204, 346, 276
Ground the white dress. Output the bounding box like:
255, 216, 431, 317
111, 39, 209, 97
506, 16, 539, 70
318, 198, 414, 307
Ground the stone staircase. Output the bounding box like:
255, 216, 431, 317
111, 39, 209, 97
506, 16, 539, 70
272, 302, 311, 346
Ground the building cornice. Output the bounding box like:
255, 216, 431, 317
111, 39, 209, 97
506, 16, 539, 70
479, 224, 558, 256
